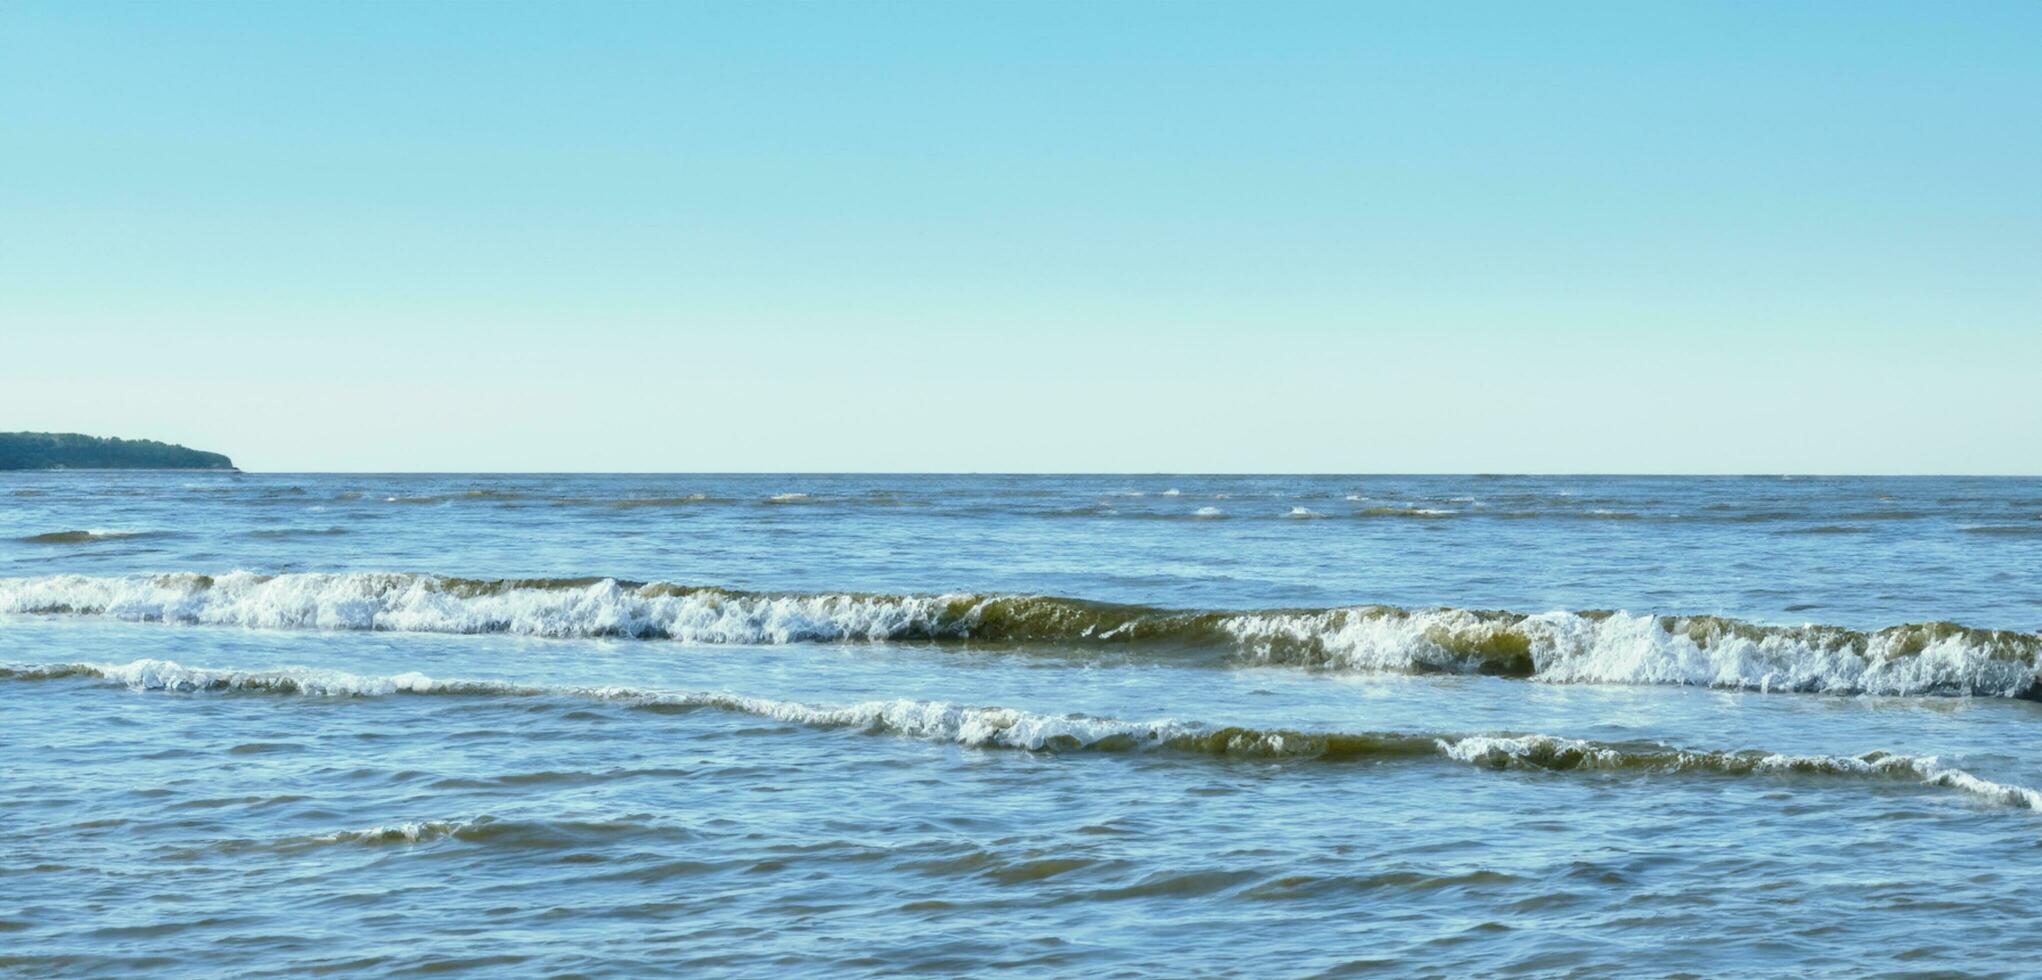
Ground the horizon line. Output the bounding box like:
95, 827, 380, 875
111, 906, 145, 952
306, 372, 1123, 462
15, 469, 2038, 478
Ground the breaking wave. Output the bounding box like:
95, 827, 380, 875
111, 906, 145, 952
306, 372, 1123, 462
7, 658, 2037, 812
1, 572, 2038, 698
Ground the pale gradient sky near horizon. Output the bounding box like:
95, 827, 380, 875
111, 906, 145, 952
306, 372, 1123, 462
2, 1, 2037, 473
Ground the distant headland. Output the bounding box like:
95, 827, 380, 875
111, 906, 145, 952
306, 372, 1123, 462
0, 432, 236, 471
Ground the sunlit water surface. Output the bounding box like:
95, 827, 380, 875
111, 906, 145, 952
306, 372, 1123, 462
3, 474, 2039, 975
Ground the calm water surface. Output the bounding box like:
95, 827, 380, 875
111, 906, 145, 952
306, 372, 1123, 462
3, 474, 2040, 976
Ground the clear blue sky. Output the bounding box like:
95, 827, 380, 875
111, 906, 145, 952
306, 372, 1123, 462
2, 1, 2036, 473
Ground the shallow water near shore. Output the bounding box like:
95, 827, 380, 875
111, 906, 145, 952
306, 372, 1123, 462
4, 473, 2040, 975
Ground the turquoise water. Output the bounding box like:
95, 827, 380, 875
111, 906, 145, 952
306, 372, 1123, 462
3, 474, 2040, 975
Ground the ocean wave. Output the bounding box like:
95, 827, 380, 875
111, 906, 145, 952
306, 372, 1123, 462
380, 490, 530, 505
1041, 505, 1119, 518
301, 815, 695, 851
242, 526, 350, 539
1355, 507, 1458, 518
320, 819, 474, 845
603, 495, 731, 508
174, 815, 697, 856
0, 659, 542, 698
11, 658, 2039, 812
2, 572, 2037, 698
1221, 607, 2042, 697
15, 529, 165, 544
1962, 525, 2042, 537
1436, 735, 2042, 811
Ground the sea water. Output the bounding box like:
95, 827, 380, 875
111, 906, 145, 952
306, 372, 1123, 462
3, 473, 2039, 975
